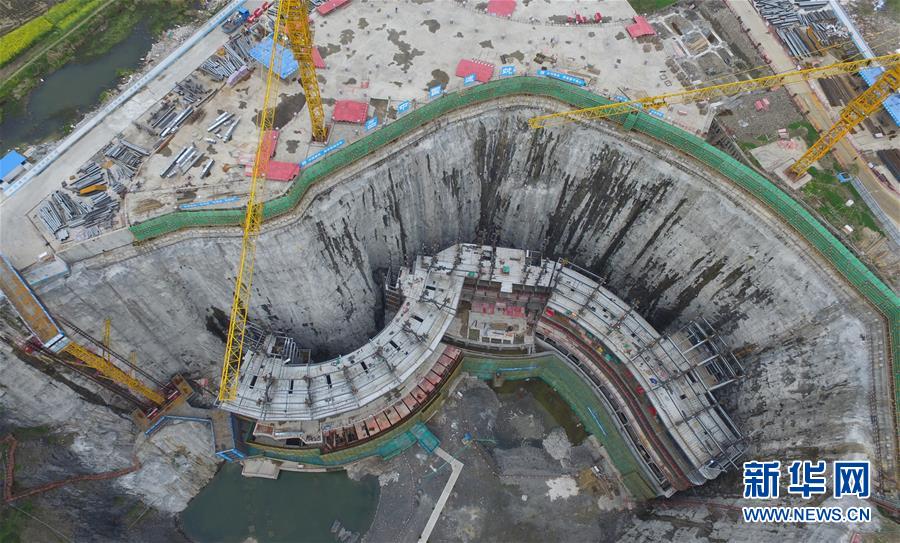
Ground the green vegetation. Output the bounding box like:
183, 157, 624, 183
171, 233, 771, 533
0, 0, 106, 67
0, 0, 198, 124
801, 167, 882, 241
0, 501, 32, 543
0, 17, 54, 67
883, 0, 900, 21
11, 426, 51, 440
627, 0, 678, 13
788, 120, 820, 148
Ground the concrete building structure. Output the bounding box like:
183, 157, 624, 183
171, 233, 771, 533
218, 245, 746, 497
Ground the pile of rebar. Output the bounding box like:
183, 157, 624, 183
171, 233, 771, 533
161, 144, 206, 178
174, 77, 209, 104
199, 34, 254, 81
37, 188, 119, 242
68, 163, 105, 192
753, 0, 800, 27
158, 106, 195, 138
207, 112, 240, 142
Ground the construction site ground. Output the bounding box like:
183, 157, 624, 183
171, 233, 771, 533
352, 376, 631, 543
2, 0, 715, 269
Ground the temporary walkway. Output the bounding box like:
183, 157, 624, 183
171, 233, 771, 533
0, 255, 68, 352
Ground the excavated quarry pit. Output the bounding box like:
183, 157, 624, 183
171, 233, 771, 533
29, 98, 886, 503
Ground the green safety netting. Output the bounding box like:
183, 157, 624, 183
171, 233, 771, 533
130, 75, 898, 442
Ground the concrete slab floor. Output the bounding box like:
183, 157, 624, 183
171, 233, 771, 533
351, 376, 632, 543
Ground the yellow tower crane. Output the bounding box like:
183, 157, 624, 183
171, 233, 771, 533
528, 53, 900, 176
282, 0, 328, 142
788, 64, 900, 176
219, 0, 313, 402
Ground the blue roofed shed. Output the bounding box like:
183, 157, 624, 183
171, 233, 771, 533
0, 151, 28, 184
249, 35, 298, 79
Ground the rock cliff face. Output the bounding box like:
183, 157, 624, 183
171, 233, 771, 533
0, 338, 218, 518
23, 102, 884, 489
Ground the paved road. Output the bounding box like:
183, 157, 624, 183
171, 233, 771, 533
0, 0, 249, 269
726, 0, 900, 226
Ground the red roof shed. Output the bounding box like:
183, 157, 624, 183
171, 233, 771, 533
455, 59, 495, 82
626, 16, 656, 39
312, 48, 325, 69
317, 0, 351, 16
332, 100, 368, 123
487, 0, 516, 16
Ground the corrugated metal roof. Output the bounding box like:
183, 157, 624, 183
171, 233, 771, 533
0, 151, 27, 180
249, 35, 298, 79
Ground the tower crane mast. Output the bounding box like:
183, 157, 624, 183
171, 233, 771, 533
282, 0, 328, 142
219, 0, 326, 401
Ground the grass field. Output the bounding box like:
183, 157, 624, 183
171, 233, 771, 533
802, 167, 882, 240
627, 0, 678, 13
0, 0, 106, 67
787, 120, 820, 148
0, 0, 197, 125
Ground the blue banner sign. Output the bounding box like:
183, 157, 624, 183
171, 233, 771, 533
464, 74, 476, 86
179, 196, 240, 210
397, 100, 411, 114
500, 65, 516, 77
614, 95, 629, 102
648, 109, 665, 119
365, 116, 379, 131
429, 85, 443, 99
300, 139, 345, 168
537, 69, 586, 87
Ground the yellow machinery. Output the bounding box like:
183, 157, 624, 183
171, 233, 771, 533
529, 53, 900, 175
0, 254, 165, 406
62, 342, 165, 405
282, 0, 327, 142
788, 64, 900, 176
219, 1, 298, 402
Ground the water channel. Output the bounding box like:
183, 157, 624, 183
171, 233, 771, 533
0, 23, 153, 153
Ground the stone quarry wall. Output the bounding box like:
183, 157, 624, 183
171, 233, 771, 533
0, 340, 218, 514
32, 101, 890, 486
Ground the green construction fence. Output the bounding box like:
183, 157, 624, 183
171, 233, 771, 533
129, 75, 898, 442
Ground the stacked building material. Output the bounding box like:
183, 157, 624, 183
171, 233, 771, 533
148, 102, 178, 132
756, 1, 844, 58
754, 0, 800, 27
200, 159, 216, 179
38, 186, 120, 243
200, 33, 254, 81
161, 144, 206, 178
174, 77, 210, 104
158, 106, 195, 138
